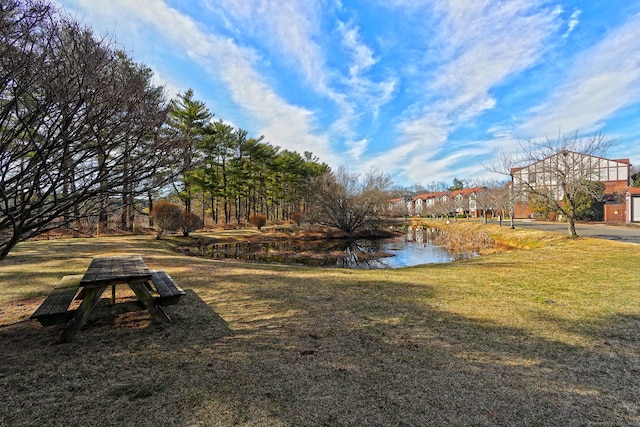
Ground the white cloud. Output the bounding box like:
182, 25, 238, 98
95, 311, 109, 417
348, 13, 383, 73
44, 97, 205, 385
335, 20, 398, 121
53, 0, 640, 185
384, 1, 560, 182
203, 0, 396, 165
428, 1, 559, 119
346, 138, 369, 160
518, 13, 640, 138
362, 112, 450, 178
65, 0, 340, 164
338, 21, 377, 77
563, 8, 581, 38
208, 0, 331, 95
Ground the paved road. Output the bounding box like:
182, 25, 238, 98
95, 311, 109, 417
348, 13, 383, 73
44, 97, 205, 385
512, 220, 640, 244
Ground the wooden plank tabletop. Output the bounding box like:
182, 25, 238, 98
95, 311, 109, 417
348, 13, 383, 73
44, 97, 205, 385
80, 255, 152, 286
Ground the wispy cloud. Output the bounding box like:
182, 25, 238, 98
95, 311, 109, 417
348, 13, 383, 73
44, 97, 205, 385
363, 112, 450, 177
337, 20, 398, 118
563, 8, 582, 38
390, 1, 561, 183
518, 13, 640, 138
67, 0, 340, 164
338, 20, 377, 77
207, 0, 331, 95
54, 0, 640, 186
205, 0, 397, 166
346, 138, 369, 160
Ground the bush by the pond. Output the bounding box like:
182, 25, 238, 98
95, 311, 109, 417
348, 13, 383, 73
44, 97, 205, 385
249, 214, 267, 230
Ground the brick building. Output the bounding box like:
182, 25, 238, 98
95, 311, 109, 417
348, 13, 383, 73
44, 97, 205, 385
510, 151, 631, 222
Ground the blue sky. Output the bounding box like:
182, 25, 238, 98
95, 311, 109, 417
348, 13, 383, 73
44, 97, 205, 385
55, 0, 640, 187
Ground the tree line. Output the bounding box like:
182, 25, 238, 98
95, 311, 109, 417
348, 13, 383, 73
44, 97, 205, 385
164, 90, 329, 227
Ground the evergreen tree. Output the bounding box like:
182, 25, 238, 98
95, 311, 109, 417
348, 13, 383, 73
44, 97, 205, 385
166, 89, 212, 212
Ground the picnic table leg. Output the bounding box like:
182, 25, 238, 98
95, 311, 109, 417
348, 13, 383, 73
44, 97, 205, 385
129, 282, 171, 324
55, 286, 107, 344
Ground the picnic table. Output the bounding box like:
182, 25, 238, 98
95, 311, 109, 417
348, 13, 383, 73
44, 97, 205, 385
30, 255, 185, 344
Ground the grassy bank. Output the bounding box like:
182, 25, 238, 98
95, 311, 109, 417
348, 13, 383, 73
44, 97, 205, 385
1, 224, 640, 425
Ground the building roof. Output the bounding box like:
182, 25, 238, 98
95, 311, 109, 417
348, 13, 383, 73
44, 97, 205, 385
449, 186, 486, 197
412, 191, 449, 201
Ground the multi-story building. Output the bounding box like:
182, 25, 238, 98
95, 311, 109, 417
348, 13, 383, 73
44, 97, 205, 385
411, 191, 449, 216
449, 187, 487, 218
510, 151, 631, 221
400, 188, 486, 218
389, 152, 638, 223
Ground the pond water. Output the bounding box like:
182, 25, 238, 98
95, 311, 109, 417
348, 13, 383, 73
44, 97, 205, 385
199, 227, 469, 269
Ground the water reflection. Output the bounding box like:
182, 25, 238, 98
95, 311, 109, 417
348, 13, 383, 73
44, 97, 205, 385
199, 226, 465, 269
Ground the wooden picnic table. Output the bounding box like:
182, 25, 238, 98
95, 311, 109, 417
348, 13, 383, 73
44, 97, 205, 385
30, 255, 185, 344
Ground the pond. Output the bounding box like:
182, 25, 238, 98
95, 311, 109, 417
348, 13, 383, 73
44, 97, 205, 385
196, 227, 471, 269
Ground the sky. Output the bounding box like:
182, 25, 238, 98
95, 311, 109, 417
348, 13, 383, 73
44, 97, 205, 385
54, 0, 640, 188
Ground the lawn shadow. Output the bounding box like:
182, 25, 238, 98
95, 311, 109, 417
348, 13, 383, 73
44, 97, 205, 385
0, 288, 235, 425
185, 272, 640, 426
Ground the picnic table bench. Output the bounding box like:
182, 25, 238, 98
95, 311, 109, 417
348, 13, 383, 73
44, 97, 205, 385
150, 270, 185, 305
30, 255, 185, 344
29, 275, 83, 326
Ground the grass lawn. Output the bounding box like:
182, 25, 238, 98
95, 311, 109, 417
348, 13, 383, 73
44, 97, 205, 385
1, 224, 640, 426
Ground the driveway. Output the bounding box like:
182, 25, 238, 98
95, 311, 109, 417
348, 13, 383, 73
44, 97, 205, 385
512, 220, 640, 244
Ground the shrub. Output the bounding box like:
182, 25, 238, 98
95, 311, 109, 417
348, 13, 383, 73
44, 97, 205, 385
291, 212, 303, 226
182, 211, 204, 237
568, 181, 605, 222
150, 201, 182, 239
249, 214, 267, 230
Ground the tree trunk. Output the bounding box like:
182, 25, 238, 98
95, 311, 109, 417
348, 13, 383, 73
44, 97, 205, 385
201, 192, 206, 225
0, 233, 20, 260
210, 195, 218, 224
184, 185, 191, 213
567, 218, 578, 238
148, 193, 154, 227
128, 196, 135, 232
567, 199, 579, 238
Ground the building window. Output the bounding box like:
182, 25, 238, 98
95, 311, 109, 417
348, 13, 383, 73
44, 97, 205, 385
528, 172, 536, 183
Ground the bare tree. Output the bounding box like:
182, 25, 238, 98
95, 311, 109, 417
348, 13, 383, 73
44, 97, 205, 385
430, 196, 449, 221
422, 201, 437, 220
440, 194, 457, 221
490, 185, 516, 228
495, 131, 616, 238
0, 1, 180, 258
472, 181, 514, 227
307, 167, 393, 233
473, 184, 496, 224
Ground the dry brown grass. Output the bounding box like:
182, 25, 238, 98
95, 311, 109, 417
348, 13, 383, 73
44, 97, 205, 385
1, 225, 640, 426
